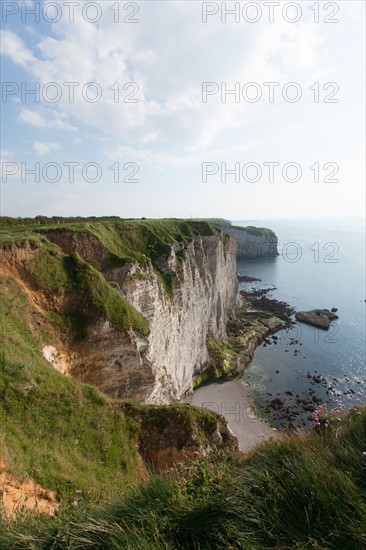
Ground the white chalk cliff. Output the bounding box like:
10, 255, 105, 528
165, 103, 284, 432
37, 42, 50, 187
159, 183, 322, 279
218, 225, 278, 258
70, 234, 241, 403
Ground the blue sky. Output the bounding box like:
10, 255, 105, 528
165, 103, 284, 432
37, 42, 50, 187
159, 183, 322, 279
0, 0, 365, 220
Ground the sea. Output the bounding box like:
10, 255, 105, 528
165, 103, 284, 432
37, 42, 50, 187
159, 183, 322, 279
235, 218, 366, 429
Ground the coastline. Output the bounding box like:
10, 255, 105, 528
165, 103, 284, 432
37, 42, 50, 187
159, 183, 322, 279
185, 377, 279, 453
185, 276, 357, 440
185, 284, 291, 453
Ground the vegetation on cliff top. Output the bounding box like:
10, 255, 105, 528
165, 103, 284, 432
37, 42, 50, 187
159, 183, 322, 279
190, 218, 276, 237
1, 405, 365, 549
0, 218, 221, 300
72, 253, 150, 334
232, 224, 276, 237
0, 217, 276, 247
0, 218, 218, 260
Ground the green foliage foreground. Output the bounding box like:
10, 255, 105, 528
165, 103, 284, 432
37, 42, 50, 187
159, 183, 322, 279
1, 406, 365, 550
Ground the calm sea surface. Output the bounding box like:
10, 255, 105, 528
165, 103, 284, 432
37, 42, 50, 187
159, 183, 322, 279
235, 218, 366, 429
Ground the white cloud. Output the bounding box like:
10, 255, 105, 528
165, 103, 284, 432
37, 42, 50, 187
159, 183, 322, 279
104, 140, 260, 170
18, 109, 47, 128
0, 3, 327, 153
33, 141, 60, 155
18, 108, 77, 130
0, 29, 36, 67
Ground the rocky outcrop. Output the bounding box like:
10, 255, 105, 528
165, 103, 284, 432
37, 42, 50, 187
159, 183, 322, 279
42, 345, 72, 375
218, 225, 278, 258
224, 309, 283, 377
116, 403, 238, 471
295, 309, 339, 330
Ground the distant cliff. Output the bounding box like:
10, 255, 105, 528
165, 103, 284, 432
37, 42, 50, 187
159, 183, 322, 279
217, 223, 278, 258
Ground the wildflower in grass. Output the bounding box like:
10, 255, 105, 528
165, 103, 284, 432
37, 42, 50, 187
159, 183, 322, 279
362, 452, 366, 457
312, 401, 346, 431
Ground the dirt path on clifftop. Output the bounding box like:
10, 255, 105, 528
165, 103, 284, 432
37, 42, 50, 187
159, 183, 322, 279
185, 379, 278, 453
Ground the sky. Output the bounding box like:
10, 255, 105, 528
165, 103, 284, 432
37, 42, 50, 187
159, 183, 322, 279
0, 0, 365, 221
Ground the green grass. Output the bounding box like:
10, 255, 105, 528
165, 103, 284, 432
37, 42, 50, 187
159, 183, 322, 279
0, 275, 139, 500
25, 249, 75, 291
1, 406, 365, 549
72, 253, 150, 334
0, 217, 221, 300
193, 218, 232, 228
0, 218, 210, 263
0, 231, 56, 250
233, 225, 276, 237
193, 336, 239, 387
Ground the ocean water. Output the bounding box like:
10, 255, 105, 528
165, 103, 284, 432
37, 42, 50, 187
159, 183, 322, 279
235, 218, 366, 429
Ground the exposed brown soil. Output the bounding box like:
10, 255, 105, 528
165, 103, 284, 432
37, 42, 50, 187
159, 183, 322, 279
0, 461, 59, 519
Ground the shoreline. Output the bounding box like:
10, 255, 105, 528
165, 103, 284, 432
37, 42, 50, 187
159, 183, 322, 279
238, 285, 365, 431
185, 286, 293, 452
185, 377, 279, 453
187, 280, 364, 439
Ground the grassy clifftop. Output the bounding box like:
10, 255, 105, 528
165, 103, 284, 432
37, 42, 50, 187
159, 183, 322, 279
231, 224, 277, 237
0, 218, 219, 299
0, 218, 222, 337
0, 217, 218, 259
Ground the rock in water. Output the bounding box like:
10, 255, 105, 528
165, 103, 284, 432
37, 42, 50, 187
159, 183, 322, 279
295, 309, 339, 330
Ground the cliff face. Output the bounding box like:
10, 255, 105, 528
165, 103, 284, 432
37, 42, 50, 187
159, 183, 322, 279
218, 225, 278, 258
0, 221, 241, 404
70, 233, 240, 403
